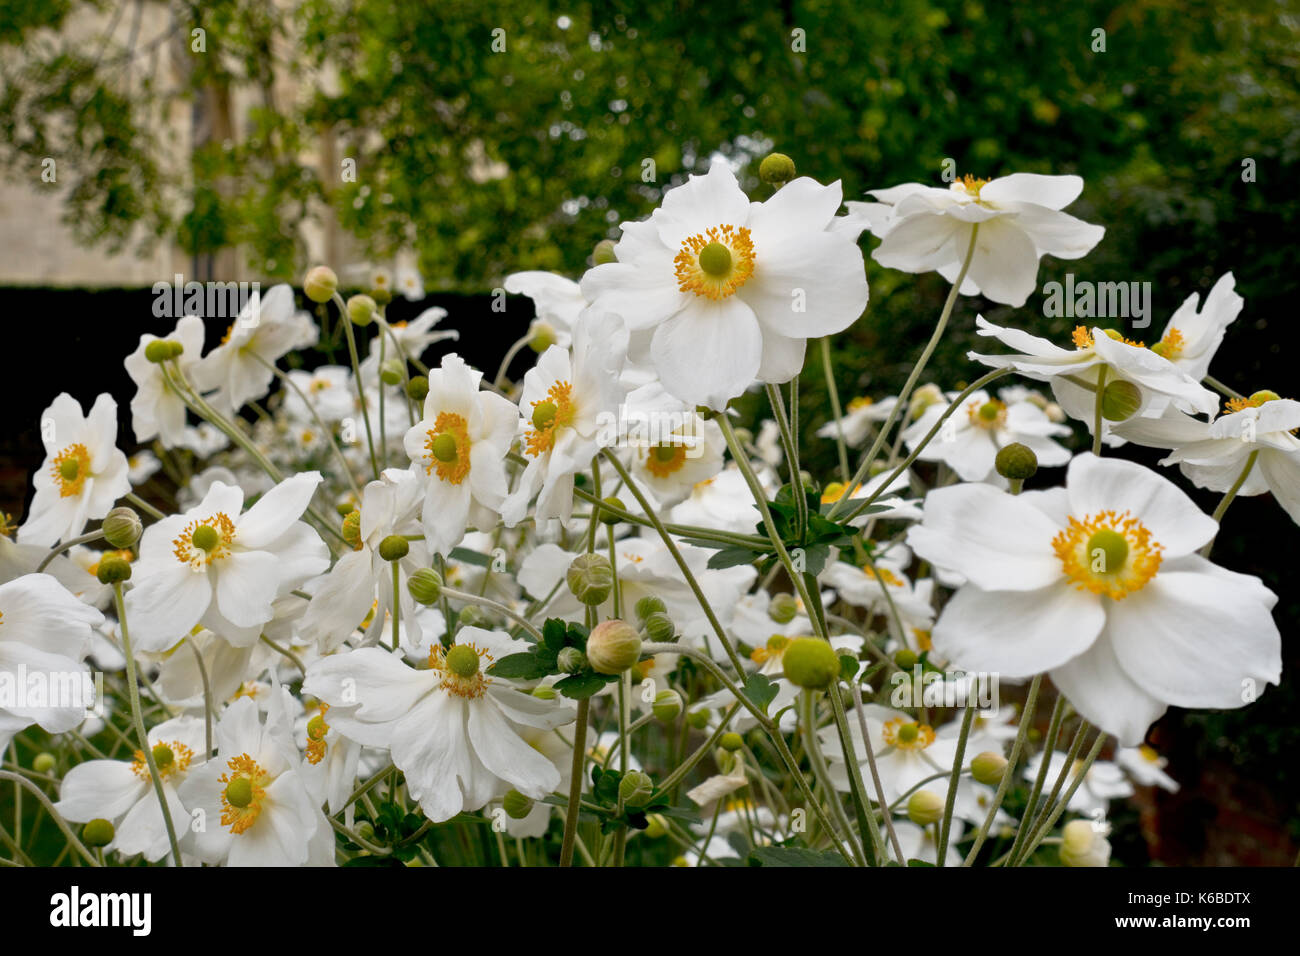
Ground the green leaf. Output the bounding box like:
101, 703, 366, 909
839, 654, 859, 681
743, 672, 778, 715
707, 546, 765, 570
554, 672, 614, 700
447, 547, 493, 568
487, 652, 549, 680
747, 845, 851, 867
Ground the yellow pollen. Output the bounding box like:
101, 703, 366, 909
172, 513, 236, 570
131, 740, 195, 781
863, 565, 905, 587
820, 481, 861, 504
424, 411, 471, 484
912, 628, 933, 652
1071, 326, 1145, 349
957, 174, 989, 198
219, 754, 270, 834
87, 549, 134, 579
1155, 327, 1186, 360
51, 444, 93, 498
429, 642, 494, 699
882, 717, 936, 750
525, 381, 576, 457
645, 442, 688, 477
1053, 510, 1163, 600
847, 396, 874, 412
1138, 744, 1161, 763
0, 512, 14, 538
674, 224, 755, 300
750, 634, 793, 664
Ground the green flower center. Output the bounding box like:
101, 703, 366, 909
59, 458, 80, 482
431, 432, 458, 463
897, 722, 920, 744
224, 776, 254, 809
1087, 528, 1129, 574
152, 744, 174, 769
192, 524, 220, 551
698, 241, 732, 277
532, 401, 558, 431
445, 644, 481, 678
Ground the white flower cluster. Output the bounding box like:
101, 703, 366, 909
3, 158, 1291, 869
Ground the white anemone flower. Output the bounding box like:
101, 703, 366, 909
124, 473, 330, 651
968, 315, 1219, 439
848, 173, 1104, 307
816, 395, 902, 448
178, 687, 334, 866
403, 353, 519, 554
282, 365, 355, 423
192, 284, 317, 415
1114, 396, 1300, 527
505, 271, 587, 350
360, 307, 457, 383
581, 161, 869, 408
502, 312, 630, 525
0, 573, 102, 751
19, 393, 131, 547
298, 468, 430, 651
1115, 744, 1180, 793
1023, 750, 1134, 817
821, 703, 961, 806
303, 627, 575, 822
54, 715, 206, 862
628, 411, 726, 507
902, 388, 1072, 482
908, 453, 1282, 745
124, 315, 206, 447
1146, 272, 1243, 382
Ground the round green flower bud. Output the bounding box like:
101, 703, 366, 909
686, 709, 711, 730
528, 321, 557, 353
225, 777, 254, 808
335, 500, 356, 516
641, 611, 676, 644
768, 592, 799, 624
893, 648, 918, 671
456, 605, 488, 630
652, 689, 682, 723
341, 510, 363, 550
995, 442, 1039, 481
144, 339, 176, 364
557, 646, 587, 674
378, 534, 409, 562
759, 152, 797, 185
445, 644, 481, 678
906, 789, 945, 826
645, 813, 668, 838
82, 818, 115, 848
1059, 819, 1107, 867
911, 384, 944, 418
618, 770, 654, 808
95, 554, 131, 585
379, 359, 406, 386
587, 619, 643, 675
634, 594, 667, 623
593, 238, 618, 265
102, 506, 142, 549
347, 294, 377, 327
566, 552, 613, 606
502, 789, 534, 820
407, 567, 443, 605
1100, 379, 1142, 421
33, 752, 56, 774
303, 266, 339, 304
598, 496, 625, 526
1249, 389, 1281, 405
781, 637, 841, 690
719, 732, 744, 753
970, 751, 1008, 786
406, 375, 429, 402
370, 287, 393, 307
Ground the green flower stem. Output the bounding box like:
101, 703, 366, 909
1012, 717, 1091, 867
377, 319, 419, 427
494, 332, 535, 391
259, 633, 307, 676
338, 762, 396, 814
570, 484, 769, 551
963, 674, 1042, 865
1006, 693, 1068, 865
829, 223, 981, 520
391, 563, 402, 651
840, 367, 1014, 523
1200, 449, 1259, 557
1204, 374, 1244, 401
1092, 365, 1109, 455
821, 337, 851, 483
849, 679, 906, 864
600, 450, 747, 677
935, 703, 976, 867
827, 688, 884, 865
36, 530, 105, 573
765, 381, 807, 542
185, 639, 214, 757
802, 691, 866, 865
0, 771, 99, 867
1015, 730, 1108, 864
657, 702, 742, 795
439, 585, 545, 642
250, 352, 362, 498
332, 292, 381, 480
376, 320, 389, 470
112, 583, 183, 867
559, 697, 591, 867
125, 491, 167, 521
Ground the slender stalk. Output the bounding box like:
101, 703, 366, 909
559, 698, 591, 867
849, 680, 905, 864
333, 293, 380, 480
963, 675, 1042, 865
441, 586, 544, 642
36, 530, 104, 573
935, 704, 976, 866
1092, 365, 1109, 455
1015, 731, 1108, 864
1007, 694, 1067, 864
186, 639, 214, 757
113, 583, 182, 867
125, 491, 166, 520
1200, 450, 1259, 556
821, 337, 851, 483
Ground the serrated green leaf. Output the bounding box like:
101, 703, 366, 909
487, 652, 549, 680
743, 672, 778, 714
